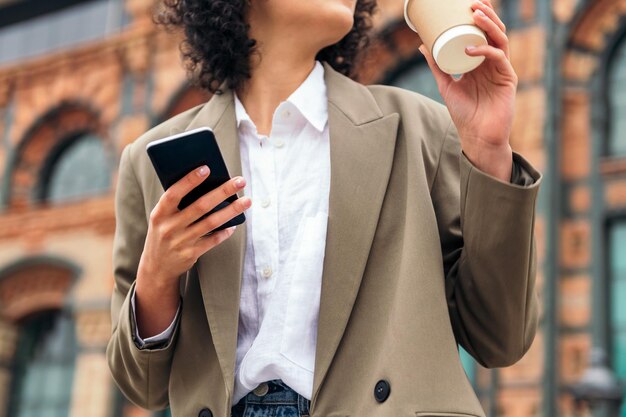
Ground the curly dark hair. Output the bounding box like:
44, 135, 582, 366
156, 0, 377, 94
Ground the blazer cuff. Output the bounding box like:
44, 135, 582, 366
130, 284, 181, 350
459, 150, 541, 241
461, 151, 542, 189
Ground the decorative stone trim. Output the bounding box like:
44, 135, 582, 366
0, 264, 74, 322
0, 196, 115, 240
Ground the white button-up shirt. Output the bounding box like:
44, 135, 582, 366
133, 61, 330, 406
233, 61, 330, 404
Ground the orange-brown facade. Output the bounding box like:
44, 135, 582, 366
0, 0, 625, 416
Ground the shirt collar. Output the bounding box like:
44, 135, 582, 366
234, 93, 254, 130
234, 61, 328, 133
286, 61, 327, 132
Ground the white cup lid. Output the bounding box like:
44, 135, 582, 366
432, 25, 487, 75
403, 0, 418, 32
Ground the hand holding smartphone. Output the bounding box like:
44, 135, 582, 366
135, 127, 250, 338
146, 127, 246, 233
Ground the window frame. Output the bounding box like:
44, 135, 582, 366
600, 25, 626, 158
6, 308, 77, 417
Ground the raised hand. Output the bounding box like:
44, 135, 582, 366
419, 0, 516, 182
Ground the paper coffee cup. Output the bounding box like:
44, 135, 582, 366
404, 0, 488, 75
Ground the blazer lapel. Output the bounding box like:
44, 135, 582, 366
312, 64, 400, 405
185, 90, 246, 398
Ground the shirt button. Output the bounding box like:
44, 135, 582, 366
262, 267, 273, 278
274, 139, 285, 148
261, 198, 271, 208
281, 110, 291, 119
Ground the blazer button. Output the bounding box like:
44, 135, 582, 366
198, 408, 213, 417
374, 380, 391, 403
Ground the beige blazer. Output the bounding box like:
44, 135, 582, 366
107, 62, 542, 417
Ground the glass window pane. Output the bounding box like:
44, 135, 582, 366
0, 23, 22, 62
459, 347, 475, 383
613, 109, 626, 155
54, 6, 82, 49
0, 0, 128, 65
613, 333, 626, 380
22, 18, 48, 57
612, 279, 626, 327
38, 408, 57, 417
609, 219, 626, 415
45, 365, 65, 402
46, 134, 112, 203
9, 312, 76, 417
610, 221, 626, 274
609, 38, 626, 156
20, 366, 41, 403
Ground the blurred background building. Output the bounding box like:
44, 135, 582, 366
0, 0, 623, 416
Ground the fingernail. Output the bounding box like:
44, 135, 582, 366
235, 177, 245, 188
418, 44, 425, 53
228, 226, 237, 233
476, 9, 486, 17
466, 45, 477, 52
198, 165, 209, 176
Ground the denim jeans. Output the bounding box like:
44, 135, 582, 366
231, 380, 311, 417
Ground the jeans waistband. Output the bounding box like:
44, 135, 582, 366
232, 380, 310, 416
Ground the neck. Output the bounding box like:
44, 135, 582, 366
237, 39, 318, 136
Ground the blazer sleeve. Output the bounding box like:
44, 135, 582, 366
430, 120, 542, 368
106, 143, 179, 410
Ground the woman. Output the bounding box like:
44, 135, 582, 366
107, 1, 542, 417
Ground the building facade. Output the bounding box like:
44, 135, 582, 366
0, 0, 624, 416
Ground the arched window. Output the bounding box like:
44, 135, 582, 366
40, 132, 112, 204
607, 34, 626, 157
7, 310, 76, 417
608, 219, 626, 416
0, 258, 79, 417
8, 102, 109, 209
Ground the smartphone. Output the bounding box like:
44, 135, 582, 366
146, 127, 246, 233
